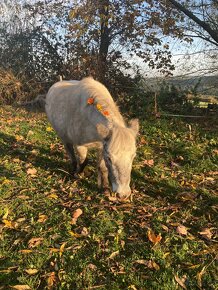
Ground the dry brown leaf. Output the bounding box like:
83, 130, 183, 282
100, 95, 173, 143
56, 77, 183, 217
71, 208, 83, 225
147, 260, 160, 270
13, 158, 21, 163
161, 224, 169, 232
134, 259, 147, 266
28, 237, 43, 248
25, 268, 38, 275
81, 227, 89, 236
49, 248, 60, 253
199, 228, 213, 240
26, 168, 37, 176
143, 159, 154, 167
197, 266, 206, 288
147, 229, 162, 244
174, 274, 187, 289
176, 225, 188, 236
15, 135, 24, 141
107, 196, 118, 202
11, 285, 31, 290
47, 272, 56, 288
17, 195, 30, 200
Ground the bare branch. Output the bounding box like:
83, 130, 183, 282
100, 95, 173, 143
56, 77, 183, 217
167, 0, 218, 46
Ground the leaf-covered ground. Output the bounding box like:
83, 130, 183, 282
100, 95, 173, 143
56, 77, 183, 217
0, 106, 217, 290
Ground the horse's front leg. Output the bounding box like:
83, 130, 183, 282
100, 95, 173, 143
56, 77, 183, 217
98, 155, 110, 194
75, 146, 88, 174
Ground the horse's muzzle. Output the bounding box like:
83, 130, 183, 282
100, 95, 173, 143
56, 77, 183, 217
117, 190, 131, 200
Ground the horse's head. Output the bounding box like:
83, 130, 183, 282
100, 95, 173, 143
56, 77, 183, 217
97, 119, 139, 199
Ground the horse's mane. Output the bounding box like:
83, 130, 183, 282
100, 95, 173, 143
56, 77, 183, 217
108, 125, 135, 155
79, 77, 125, 127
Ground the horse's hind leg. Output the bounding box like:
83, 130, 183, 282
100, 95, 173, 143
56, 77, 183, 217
75, 146, 88, 173
64, 143, 78, 174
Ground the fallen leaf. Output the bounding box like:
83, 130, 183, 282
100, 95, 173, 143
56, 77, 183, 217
30, 149, 38, 155
25, 268, 38, 275
186, 264, 201, 269
11, 285, 31, 290
128, 285, 138, 290
27, 130, 34, 136
108, 250, 119, 260
147, 229, 162, 244
134, 259, 147, 266
48, 193, 58, 199
13, 158, 21, 163
176, 225, 188, 236
2, 208, 9, 219
2, 219, 18, 229
19, 249, 33, 254
46, 126, 53, 132
59, 242, 66, 257
2, 178, 11, 185
199, 228, 213, 240
147, 260, 160, 270
17, 195, 30, 200
28, 237, 43, 248
71, 208, 83, 225
49, 248, 60, 253
69, 231, 82, 238
161, 224, 169, 232
27, 168, 37, 177
47, 272, 56, 288
81, 227, 89, 236
143, 159, 154, 167
107, 196, 118, 202
197, 266, 206, 288
87, 263, 97, 271
15, 135, 24, 141
174, 274, 187, 289
37, 214, 48, 223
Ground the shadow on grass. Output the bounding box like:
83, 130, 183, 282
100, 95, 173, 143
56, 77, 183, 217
0, 131, 70, 176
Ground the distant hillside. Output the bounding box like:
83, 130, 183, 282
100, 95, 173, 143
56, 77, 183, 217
143, 75, 218, 98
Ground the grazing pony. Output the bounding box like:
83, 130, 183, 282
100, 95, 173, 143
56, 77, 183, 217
22, 78, 139, 199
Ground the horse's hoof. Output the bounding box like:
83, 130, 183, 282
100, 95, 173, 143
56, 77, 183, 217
103, 188, 110, 196
72, 173, 79, 179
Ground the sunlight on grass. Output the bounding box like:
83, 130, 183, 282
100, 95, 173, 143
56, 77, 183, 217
0, 106, 217, 289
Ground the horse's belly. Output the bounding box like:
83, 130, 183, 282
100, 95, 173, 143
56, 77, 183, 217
46, 103, 100, 146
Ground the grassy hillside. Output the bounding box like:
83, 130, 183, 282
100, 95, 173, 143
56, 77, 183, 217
0, 106, 217, 290
143, 75, 218, 98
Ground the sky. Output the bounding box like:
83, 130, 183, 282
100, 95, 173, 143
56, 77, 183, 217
1, 0, 217, 80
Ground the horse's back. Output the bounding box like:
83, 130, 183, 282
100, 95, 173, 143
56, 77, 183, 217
45, 80, 81, 141
44, 78, 124, 145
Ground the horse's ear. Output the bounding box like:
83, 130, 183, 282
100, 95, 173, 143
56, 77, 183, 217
96, 123, 111, 140
129, 118, 139, 137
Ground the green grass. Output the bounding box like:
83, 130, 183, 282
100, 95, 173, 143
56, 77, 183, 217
0, 106, 217, 290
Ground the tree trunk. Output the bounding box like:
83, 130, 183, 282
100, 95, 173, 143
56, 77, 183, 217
98, 0, 110, 83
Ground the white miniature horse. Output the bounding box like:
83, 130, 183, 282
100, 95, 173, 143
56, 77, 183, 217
23, 78, 139, 199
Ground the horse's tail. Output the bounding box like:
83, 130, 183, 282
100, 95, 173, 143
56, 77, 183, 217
15, 94, 46, 113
